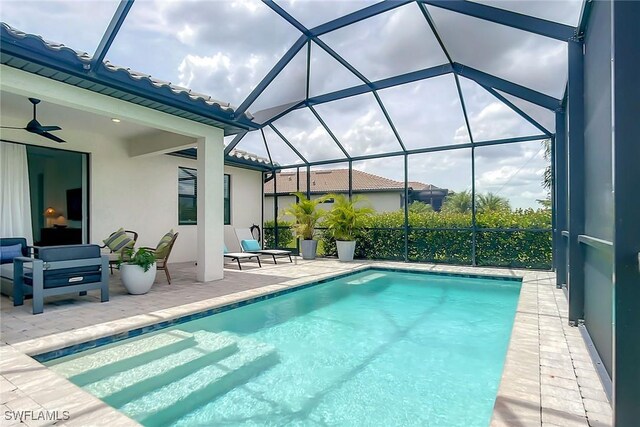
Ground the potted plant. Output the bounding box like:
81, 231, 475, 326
118, 247, 157, 295
323, 194, 373, 262
283, 192, 330, 260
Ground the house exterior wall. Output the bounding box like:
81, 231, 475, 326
1, 128, 261, 264
264, 191, 402, 221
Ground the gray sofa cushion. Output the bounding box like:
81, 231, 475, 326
22, 245, 103, 289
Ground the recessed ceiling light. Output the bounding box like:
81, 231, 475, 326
111, 118, 121, 123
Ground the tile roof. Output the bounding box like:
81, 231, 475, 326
227, 148, 273, 166
0, 23, 256, 128
264, 169, 438, 194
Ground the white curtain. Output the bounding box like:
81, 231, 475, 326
0, 142, 33, 244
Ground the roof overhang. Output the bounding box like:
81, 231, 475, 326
0, 24, 259, 136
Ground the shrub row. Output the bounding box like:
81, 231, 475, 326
264, 209, 552, 269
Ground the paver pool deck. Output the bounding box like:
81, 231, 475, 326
0, 259, 612, 427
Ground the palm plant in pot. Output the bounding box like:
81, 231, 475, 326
284, 192, 330, 260
323, 194, 373, 262
118, 247, 157, 295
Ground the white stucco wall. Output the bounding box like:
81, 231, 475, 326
264, 192, 402, 221
0, 131, 262, 263
1, 66, 260, 272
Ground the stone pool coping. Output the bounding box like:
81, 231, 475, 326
0, 261, 611, 426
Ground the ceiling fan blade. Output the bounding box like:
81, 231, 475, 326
40, 131, 66, 143
38, 125, 62, 132
0, 126, 27, 130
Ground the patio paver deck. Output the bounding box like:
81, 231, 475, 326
0, 259, 612, 426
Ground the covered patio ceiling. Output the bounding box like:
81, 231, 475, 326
0, 0, 586, 169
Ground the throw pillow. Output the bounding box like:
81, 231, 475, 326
155, 230, 175, 258
103, 228, 134, 252
0, 244, 23, 263
241, 239, 261, 252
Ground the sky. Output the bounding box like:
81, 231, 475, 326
0, 0, 583, 209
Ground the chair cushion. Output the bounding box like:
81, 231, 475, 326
0, 244, 23, 263
155, 230, 174, 258
241, 239, 261, 252
24, 268, 102, 289
223, 244, 229, 254
0, 264, 14, 280
24, 245, 103, 289
103, 229, 134, 252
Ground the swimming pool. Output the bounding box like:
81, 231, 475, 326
45, 269, 521, 426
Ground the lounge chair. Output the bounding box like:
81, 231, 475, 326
224, 245, 261, 270
235, 228, 293, 264
142, 231, 179, 284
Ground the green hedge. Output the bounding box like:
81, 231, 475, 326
263, 220, 295, 249
318, 209, 552, 269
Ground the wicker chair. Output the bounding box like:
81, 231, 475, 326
142, 232, 179, 284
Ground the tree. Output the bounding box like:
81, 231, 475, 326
408, 201, 434, 214
441, 190, 472, 214
476, 192, 511, 213
538, 139, 553, 209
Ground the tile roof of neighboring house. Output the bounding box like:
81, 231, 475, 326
0, 23, 257, 134
264, 169, 440, 195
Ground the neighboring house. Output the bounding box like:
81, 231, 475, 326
264, 169, 448, 220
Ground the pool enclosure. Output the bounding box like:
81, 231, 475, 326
0, 0, 638, 425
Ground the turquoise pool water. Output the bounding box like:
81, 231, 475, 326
46, 270, 521, 426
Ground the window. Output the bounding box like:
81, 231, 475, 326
224, 174, 231, 225
178, 168, 231, 225
178, 167, 197, 225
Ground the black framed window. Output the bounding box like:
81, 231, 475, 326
178, 168, 230, 225
224, 174, 230, 225
178, 167, 197, 225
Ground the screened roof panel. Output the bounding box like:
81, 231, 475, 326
313, 93, 400, 157
377, 74, 470, 150
106, 0, 302, 107
262, 126, 305, 165
496, 90, 556, 133
309, 41, 364, 98
0, 0, 120, 54
270, 107, 346, 163
248, 48, 308, 121
459, 77, 546, 142
319, 2, 448, 82
274, 0, 379, 30
427, 5, 568, 99
474, 139, 549, 210
233, 130, 272, 164
469, 0, 583, 27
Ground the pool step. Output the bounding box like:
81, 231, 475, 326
121, 337, 279, 426
50, 330, 195, 386
87, 331, 239, 408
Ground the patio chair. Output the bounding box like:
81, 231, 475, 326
224, 244, 261, 270
235, 228, 293, 264
12, 244, 109, 314
100, 229, 138, 274
1, 237, 36, 298
142, 231, 179, 284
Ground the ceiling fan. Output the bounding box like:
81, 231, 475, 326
0, 98, 65, 143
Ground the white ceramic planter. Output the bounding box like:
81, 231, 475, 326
120, 263, 156, 295
336, 240, 356, 262
300, 239, 318, 260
